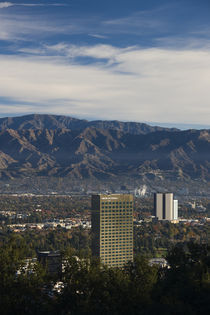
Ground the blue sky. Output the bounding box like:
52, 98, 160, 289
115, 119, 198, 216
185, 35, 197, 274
0, 0, 210, 128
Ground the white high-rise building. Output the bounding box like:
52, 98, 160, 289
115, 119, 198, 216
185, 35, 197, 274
154, 193, 178, 221
173, 200, 178, 220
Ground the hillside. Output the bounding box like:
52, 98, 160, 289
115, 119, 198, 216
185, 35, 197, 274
0, 114, 178, 135
0, 115, 208, 181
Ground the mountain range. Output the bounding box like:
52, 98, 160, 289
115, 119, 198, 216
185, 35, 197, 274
0, 114, 178, 134
0, 114, 209, 182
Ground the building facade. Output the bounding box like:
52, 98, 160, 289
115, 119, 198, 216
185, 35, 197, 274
91, 194, 133, 268
37, 251, 62, 275
154, 193, 178, 221
173, 199, 178, 220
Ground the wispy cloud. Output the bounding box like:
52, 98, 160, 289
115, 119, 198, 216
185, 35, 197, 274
103, 9, 166, 35
0, 4, 172, 44
44, 43, 125, 61
0, 45, 210, 124
88, 34, 108, 39
0, 11, 72, 41
0, 2, 13, 8
0, 10, 96, 42
0, 2, 208, 52
0, 2, 66, 9
155, 36, 210, 50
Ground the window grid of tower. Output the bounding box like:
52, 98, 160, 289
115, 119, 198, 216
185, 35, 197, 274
91, 194, 134, 268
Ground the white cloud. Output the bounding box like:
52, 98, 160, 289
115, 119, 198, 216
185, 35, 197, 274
155, 36, 210, 50
0, 2, 13, 9
0, 9, 88, 41
0, 2, 66, 9
0, 12, 68, 41
88, 34, 108, 39
45, 43, 124, 61
0, 45, 210, 124
103, 8, 165, 35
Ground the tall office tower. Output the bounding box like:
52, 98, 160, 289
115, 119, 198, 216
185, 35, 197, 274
164, 193, 174, 220
154, 193, 164, 220
91, 194, 133, 268
154, 193, 178, 221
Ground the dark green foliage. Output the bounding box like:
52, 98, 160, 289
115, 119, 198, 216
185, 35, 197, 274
0, 240, 210, 314
0, 236, 54, 314
59, 255, 157, 315
153, 242, 210, 315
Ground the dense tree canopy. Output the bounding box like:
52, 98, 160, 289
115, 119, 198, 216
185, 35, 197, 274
0, 239, 209, 314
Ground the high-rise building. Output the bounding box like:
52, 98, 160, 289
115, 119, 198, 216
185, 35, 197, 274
154, 193, 178, 221
173, 199, 178, 220
91, 194, 133, 268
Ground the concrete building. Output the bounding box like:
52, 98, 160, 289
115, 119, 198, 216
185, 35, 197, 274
154, 193, 178, 221
173, 199, 178, 220
91, 194, 133, 268
37, 251, 62, 276
154, 193, 164, 220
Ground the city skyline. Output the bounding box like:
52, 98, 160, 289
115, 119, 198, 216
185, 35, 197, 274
0, 0, 210, 127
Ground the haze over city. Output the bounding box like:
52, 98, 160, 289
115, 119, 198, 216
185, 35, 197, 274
0, 0, 210, 128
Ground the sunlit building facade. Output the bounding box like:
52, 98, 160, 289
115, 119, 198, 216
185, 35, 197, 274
154, 192, 178, 221
91, 194, 133, 268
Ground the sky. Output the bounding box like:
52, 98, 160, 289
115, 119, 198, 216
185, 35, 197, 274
0, 0, 210, 128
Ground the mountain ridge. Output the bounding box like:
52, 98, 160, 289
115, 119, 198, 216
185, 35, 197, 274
0, 115, 208, 182
0, 114, 180, 135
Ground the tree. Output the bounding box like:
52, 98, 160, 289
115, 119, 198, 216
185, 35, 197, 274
153, 242, 210, 315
